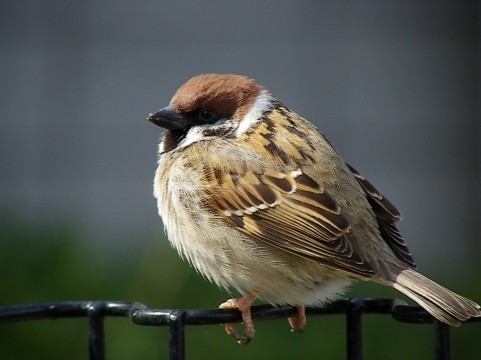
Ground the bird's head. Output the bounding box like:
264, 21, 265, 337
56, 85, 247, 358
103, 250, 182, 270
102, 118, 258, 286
148, 74, 276, 153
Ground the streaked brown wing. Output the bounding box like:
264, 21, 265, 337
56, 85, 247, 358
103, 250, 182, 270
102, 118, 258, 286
346, 164, 416, 268
202, 167, 375, 277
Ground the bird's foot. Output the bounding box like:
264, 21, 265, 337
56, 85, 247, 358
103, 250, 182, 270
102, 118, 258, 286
219, 291, 258, 345
288, 305, 306, 333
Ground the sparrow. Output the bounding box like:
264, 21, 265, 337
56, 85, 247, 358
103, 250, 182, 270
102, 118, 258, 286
148, 73, 480, 344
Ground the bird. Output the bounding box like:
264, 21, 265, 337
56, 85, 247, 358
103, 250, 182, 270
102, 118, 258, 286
148, 73, 481, 344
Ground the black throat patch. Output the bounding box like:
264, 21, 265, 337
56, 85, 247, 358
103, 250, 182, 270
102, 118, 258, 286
161, 130, 187, 153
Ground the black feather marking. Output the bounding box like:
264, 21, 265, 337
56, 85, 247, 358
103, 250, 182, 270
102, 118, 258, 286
264, 175, 294, 193
347, 163, 416, 268
264, 141, 290, 164
295, 173, 321, 192
253, 184, 278, 205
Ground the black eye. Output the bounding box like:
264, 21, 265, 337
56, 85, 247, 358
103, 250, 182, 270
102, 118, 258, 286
198, 108, 217, 123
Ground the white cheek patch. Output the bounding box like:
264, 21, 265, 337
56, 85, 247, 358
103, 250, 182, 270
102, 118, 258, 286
174, 120, 233, 150
235, 90, 275, 137
177, 127, 206, 149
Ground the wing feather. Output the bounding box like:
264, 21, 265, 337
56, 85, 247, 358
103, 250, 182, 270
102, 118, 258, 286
346, 163, 416, 268
204, 167, 375, 276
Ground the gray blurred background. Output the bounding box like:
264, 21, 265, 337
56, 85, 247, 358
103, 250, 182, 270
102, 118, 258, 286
1, 2, 480, 359
1, 1, 480, 264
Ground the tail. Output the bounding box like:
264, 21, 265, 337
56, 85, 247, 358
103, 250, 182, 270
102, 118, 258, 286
391, 269, 481, 326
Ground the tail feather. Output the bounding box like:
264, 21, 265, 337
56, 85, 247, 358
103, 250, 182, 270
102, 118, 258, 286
392, 269, 480, 326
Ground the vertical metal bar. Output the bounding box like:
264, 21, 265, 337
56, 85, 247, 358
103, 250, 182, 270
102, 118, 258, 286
88, 303, 106, 360
168, 310, 185, 360
346, 299, 364, 360
433, 321, 451, 360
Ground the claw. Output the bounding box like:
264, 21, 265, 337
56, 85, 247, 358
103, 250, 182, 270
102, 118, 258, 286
288, 305, 306, 333
226, 323, 252, 345
219, 291, 258, 345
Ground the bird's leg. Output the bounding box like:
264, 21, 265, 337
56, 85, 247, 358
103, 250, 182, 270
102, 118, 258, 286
219, 290, 259, 345
288, 305, 306, 332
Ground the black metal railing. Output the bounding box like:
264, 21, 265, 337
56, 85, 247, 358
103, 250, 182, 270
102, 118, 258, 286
0, 298, 479, 360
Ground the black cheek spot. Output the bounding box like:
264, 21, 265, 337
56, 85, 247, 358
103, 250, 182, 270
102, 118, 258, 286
201, 127, 231, 138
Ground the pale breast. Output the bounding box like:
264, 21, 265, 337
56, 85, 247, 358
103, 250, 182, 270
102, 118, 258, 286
154, 142, 354, 305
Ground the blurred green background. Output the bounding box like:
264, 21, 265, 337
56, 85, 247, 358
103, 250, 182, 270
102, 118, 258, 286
1, 1, 480, 359
1, 215, 480, 359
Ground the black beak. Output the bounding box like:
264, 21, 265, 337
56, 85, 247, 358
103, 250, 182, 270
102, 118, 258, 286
148, 105, 191, 130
